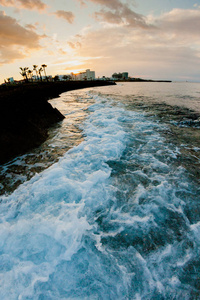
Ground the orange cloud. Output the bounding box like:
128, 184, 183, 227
78, 0, 151, 29
94, 7, 150, 28
53, 10, 75, 24
67, 41, 82, 49
78, 0, 124, 10
0, 11, 42, 64
0, 0, 47, 11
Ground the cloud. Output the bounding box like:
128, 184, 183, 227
25, 23, 38, 30
94, 10, 122, 24
95, 7, 150, 28
78, 0, 136, 9
89, 0, 123, 10
0, 0, 47, 11
58, 48, 68, 55
68, 6, 200, 80
78, 0, 151, 28
0, 11, 42, 64
53, 10, 75, 24
155, 8, 200, 37
0, 0, 15, 6
67, 41, 82, 49
78, 0, 124, 10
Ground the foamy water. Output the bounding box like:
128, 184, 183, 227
0, 83, 200, 299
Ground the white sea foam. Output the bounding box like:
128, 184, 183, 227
0, 93, 129, 299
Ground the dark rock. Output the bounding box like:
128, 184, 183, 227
0, 81, 115, 164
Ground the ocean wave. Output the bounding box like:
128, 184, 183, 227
0, 89, 200, 299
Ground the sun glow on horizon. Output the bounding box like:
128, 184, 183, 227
52, 59, 89, 75
53, 60, 83, 66
64, 68, 87, 75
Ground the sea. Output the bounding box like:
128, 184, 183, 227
0, 82, 200, 299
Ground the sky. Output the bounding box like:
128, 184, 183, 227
0, 0, 200, 83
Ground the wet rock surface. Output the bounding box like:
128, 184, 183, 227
0, 81, 115, 164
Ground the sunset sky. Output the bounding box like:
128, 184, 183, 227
0, 0, 200, 83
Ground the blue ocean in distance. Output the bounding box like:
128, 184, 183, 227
0, 82, 200, 299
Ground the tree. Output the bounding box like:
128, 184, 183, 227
20, 67, 29, 82
53, 75, 59, 82
38, 67, 43, 81
41, 64, 47, 81
27, 70, 33, 81
62, 75, 71, 81
33, 65, 39, 80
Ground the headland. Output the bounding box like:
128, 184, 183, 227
0, 80, 115, 164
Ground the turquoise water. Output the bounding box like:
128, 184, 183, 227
0, 82, 200, 299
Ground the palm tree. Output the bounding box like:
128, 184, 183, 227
27, 69, 33, 81
33, 65, 39, 81
41, 64, 47, 80
20, 67, 29, 82
38, 67, 43, 81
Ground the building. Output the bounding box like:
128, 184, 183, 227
122, 72, 128, 80
85, 69, 95, 80
54, 69, 96, 81
71, 69, 95, 81
112, 72, 129, 80
7, 77, 15, 83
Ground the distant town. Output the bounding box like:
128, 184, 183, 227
3, 65, 171, 85
3, 66, 128, 84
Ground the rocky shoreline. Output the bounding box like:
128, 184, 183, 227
0, 80, 115, 164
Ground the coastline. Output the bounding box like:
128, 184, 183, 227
0, 80, 115, 164
113, 78, 172, 83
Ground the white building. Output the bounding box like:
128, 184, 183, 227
71, 69, 95, 81
85, 69, 95, 80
